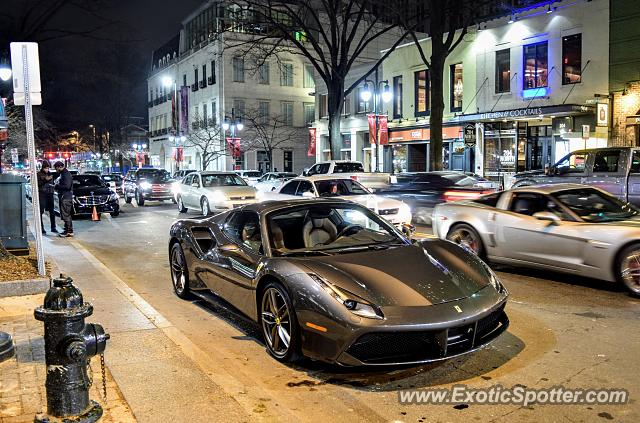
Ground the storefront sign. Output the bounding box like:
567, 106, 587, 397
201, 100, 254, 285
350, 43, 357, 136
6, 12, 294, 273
597, 103, 609, 127
582, 125, 590, 140
307, 128, 316, 157
626, 116, 640, 125
463, 124, 475, 147
478, 107, 543, 120
498, 149, 515, 166
389, 126, 462, 143
453, 104, 594, 124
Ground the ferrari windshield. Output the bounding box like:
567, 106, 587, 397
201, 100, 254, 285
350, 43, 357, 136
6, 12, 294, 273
267, 203, 405, 256
202, 174, 247, 187
315, 179, 369, 197
553, 188, 640, 222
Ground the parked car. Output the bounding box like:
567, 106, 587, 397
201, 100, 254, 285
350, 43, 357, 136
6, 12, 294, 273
175, 171, 258, 216
53, 174, 119, 217
235, 170, 263, 185
253, 172, 298, 192
304, 160, 394, 191
168, 198, 508, 365
173, 169, 197, 180
432, 183, 640, 295
271, 175, 412, 228
82, 170, 102, 175
377, 171, 496, 224
101, 174, 123, 195
123, 168, 175, 206
513, 147, 640, 207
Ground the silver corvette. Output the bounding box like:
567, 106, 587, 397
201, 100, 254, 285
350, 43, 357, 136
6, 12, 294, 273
432, 183, 640, 295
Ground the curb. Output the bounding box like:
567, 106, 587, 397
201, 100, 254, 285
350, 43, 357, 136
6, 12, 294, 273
0, 277, 50, 297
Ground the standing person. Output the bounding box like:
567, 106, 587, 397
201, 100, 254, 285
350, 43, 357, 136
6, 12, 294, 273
53, 161, 74, 237
36, 161, 58, 234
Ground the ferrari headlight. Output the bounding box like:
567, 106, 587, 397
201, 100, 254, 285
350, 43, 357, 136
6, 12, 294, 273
308, 274, 384, 319
140, 181, 152, 190
485, 264, 506, 294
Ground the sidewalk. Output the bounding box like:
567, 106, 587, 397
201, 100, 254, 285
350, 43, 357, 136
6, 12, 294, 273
0, 228, 252, 422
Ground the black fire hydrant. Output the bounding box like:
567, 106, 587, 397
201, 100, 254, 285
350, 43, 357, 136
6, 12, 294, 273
34, 274, 110, 422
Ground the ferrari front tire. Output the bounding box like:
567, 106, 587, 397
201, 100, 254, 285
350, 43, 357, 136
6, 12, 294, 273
260, 281, 301, 363
170, 243, 192, 299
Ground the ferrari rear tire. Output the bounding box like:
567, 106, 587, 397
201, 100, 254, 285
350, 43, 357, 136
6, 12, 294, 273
447, 224, 484, 257
170, 243, 192, 299
616, 243, 640, 297
260, 281, 301, 363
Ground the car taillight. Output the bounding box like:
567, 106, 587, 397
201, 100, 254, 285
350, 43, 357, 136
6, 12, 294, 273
444, 190, 486, 202
350, 175, 359, 181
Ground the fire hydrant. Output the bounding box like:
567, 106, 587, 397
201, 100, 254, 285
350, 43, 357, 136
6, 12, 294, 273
34, 274, 110, 422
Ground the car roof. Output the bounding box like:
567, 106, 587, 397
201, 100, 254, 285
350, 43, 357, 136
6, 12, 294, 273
291, 175, 355, 182
510, 183, 594, 194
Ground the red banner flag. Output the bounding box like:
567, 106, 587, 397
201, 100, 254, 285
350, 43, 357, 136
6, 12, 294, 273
367, 114, 376, 144
307, 128, 317, 157
378, 115, 388, 145
226, 138, 241, 158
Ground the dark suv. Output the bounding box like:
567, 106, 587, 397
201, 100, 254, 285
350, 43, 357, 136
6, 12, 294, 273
123, 168, 175, 206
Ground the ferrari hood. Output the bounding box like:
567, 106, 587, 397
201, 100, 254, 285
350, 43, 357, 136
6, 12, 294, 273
299, 241, 492, 307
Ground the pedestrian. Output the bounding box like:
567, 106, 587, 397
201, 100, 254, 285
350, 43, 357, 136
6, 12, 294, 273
53, 161, 74, 237
36, 161, 58, 234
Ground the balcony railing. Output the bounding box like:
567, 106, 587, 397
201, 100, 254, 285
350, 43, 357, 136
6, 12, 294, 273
199, 80, 206, 89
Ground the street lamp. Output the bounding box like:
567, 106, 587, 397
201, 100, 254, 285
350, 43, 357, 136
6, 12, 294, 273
222, 108, 244, 170
360, 78, 392, 172
0, 62, 11, 82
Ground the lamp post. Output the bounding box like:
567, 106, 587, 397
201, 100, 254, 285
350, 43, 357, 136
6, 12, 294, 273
222, 108, 243, 171
0, 62, 10, 175
360, 74, 392, 172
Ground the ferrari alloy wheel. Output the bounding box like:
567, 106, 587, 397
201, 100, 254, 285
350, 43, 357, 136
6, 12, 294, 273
618, 244, 640, 296
260, 283, 300, 362
177, 196, 187, 213
201, 197, 210, 216
170, 243, 191, 299
447, 224, 483, 256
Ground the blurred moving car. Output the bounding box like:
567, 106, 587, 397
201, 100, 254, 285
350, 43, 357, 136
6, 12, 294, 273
272, 175, 412, 227
377, 171, 496, 224
175, 171, 258, 215
235, 170, 263, 185
101, 174, 123, 195
168, 199, 508, 365
253, 172, 298, 192
173, 169, 197, 180
433, 184, 640, 295
304, 160, 394, 191
123, 168, 175, 206
53, 174, 119, 217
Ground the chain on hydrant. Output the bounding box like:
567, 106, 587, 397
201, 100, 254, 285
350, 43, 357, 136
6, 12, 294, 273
34, 274, 110, 423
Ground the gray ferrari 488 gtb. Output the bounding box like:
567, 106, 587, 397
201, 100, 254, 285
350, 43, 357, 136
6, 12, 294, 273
168, 198, 509, 366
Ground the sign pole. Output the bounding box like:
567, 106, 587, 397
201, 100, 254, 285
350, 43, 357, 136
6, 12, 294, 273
21, 44, 45, 276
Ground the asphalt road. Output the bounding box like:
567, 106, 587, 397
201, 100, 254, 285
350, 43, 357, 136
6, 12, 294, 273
58, 200, 640, 422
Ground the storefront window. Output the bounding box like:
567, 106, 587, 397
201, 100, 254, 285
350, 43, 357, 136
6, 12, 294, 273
414, 70, 429, 117
392, 144, 408, 173
495, 49, 510, 93
393, 76, 403, 118
450, 64, 463, 112
484, 122, 517, 177
523, 42, 548, 89
562, 34, 582, 85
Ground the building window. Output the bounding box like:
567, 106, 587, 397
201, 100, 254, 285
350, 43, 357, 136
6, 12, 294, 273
393, 76, 403, 118
258, 101, 270, 125
194, 68, 198, 86
562, 34, 582, 85
303, 64, 315, 88
319, 94, 328, 118
211, 100, 217, 124
414, 70, 429, 117
356, 87, 370, 113
202, 64, 207, 84
495, 49, 510, 93
283, 150, 293, 172
183, 74, 187, 87
202, 103, 208, 127
258, 62, 269, 84
233, 99, 245, 116
450, 63, 463, 112
233, 57, 244, 82
343, 94, 350, 116
210, 60, 216, 84
194, 106, 199, 127
303, 103, 315, 125
523, 41, 548, 89
281, 101, 294, 125
280, 63, 294, 86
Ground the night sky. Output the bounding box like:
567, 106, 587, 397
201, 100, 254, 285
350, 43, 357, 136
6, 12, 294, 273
1, 0, 203, 133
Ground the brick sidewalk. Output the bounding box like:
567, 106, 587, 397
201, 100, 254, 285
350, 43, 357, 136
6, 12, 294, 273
0, 295, 136, 423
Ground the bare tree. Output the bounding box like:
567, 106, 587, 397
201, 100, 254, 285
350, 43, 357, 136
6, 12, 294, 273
221, 0, 409, 159
241, 108, 302, 172
2, 101, 54, 163
185, 115, 228, 171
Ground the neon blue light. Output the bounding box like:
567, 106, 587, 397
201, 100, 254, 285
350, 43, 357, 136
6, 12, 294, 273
522, 87, 549, 99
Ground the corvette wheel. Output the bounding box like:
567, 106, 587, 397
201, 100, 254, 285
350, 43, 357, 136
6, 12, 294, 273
618, 244, 640, 296
170, 243, 191, 299
261, 283, 300, 362
201, 197, 210, 216
447, 224, 483, 256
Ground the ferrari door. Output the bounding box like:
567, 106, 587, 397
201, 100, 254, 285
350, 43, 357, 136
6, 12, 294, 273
494, 192, 584, 270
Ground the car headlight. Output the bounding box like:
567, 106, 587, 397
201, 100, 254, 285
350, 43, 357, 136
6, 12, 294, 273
140, 181, 152, 190
209, 190, 227, 203
400, 202, 411, 215
308, 274, 384, 319
108, 192, 119, 201
484, 264, 506, 294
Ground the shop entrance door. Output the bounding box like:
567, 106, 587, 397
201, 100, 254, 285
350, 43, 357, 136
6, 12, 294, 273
526, 126, 553, 171
408, 143, 427, 171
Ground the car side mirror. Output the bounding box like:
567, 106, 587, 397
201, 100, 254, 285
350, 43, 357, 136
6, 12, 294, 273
533, 211, 561, 224
302, 168, 309, 176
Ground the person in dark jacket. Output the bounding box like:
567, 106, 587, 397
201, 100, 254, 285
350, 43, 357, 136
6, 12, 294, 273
36, 161, 58, 234
53, 161, 74, 237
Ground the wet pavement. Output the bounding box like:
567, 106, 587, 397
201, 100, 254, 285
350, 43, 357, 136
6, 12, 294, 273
43, 200, 640, 422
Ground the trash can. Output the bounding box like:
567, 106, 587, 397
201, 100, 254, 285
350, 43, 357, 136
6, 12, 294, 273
0, 173, 29, 254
